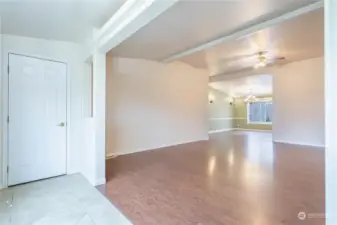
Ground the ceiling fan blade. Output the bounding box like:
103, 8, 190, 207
268, 56, 286, 63
274, 56, 286, 60
256, 50, 268, 55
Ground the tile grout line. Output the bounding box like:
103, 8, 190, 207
9, 190, 14, 225
88, 213, 97, 225
75, 214, 86, 225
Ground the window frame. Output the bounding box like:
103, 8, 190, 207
247, 100, 272, 125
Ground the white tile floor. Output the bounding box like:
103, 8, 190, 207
0, 174, 132, 225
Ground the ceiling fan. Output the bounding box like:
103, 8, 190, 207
253, 51, 285, 69
219, 50, 285, 69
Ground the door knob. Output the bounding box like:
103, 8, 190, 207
58, 122, 66, 127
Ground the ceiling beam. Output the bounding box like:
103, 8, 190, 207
162, 1, 323, 63
85, 0, 179, 60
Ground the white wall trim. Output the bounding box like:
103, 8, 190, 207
208, 127, 272, 134
325, 1, 337, 223
209, 117, 233, 120
95, 178, 107, 186
162, 1, 323, 62
92, 52, 106, 186
112, 139, 208, 156
209, 117, 246, 120
82, 174, 106, 187
247, 122, 273, 125
208, 129, 234, 134
84, 0, 179, 60
234, 128, 272, 132
105, 153, 117, 159
273, 140, 325, 148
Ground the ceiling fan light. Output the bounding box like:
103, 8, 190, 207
254, 61, 266, 69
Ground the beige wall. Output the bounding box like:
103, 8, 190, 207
208, 56, 324, 148
233, 97, 272, 130
106, 57, 209, 156
273, 57, 324, 147
208, 88, 233, 131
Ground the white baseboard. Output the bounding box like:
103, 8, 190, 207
234, 128, 272, 132
95, 178, 106, 186
273, 140, 325, 148
208, 128, 233, 134
208, 128, 272, 134
112, 138, 208, 156
106, 153, 117, 159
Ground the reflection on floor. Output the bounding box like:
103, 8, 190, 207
98, 131, 325, 225
0, 174, 132, 225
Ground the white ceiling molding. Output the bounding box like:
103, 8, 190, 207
85, 0, 179, 60
162, 1, 323, 63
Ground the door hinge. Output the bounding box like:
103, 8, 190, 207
7, 66, 10, 74
7, 166, 9, 174
7, 116, 9, 123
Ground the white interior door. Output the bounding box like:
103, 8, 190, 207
8, 54, 67, 186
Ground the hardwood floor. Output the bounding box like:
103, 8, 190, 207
97, 131, 325, 225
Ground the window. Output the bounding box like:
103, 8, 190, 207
247, 101, 272, 124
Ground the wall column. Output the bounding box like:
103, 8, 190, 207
325, 0, 337, 224
92, 51, 106, 185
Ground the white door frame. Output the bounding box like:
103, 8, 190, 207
1, 53, 70, 188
